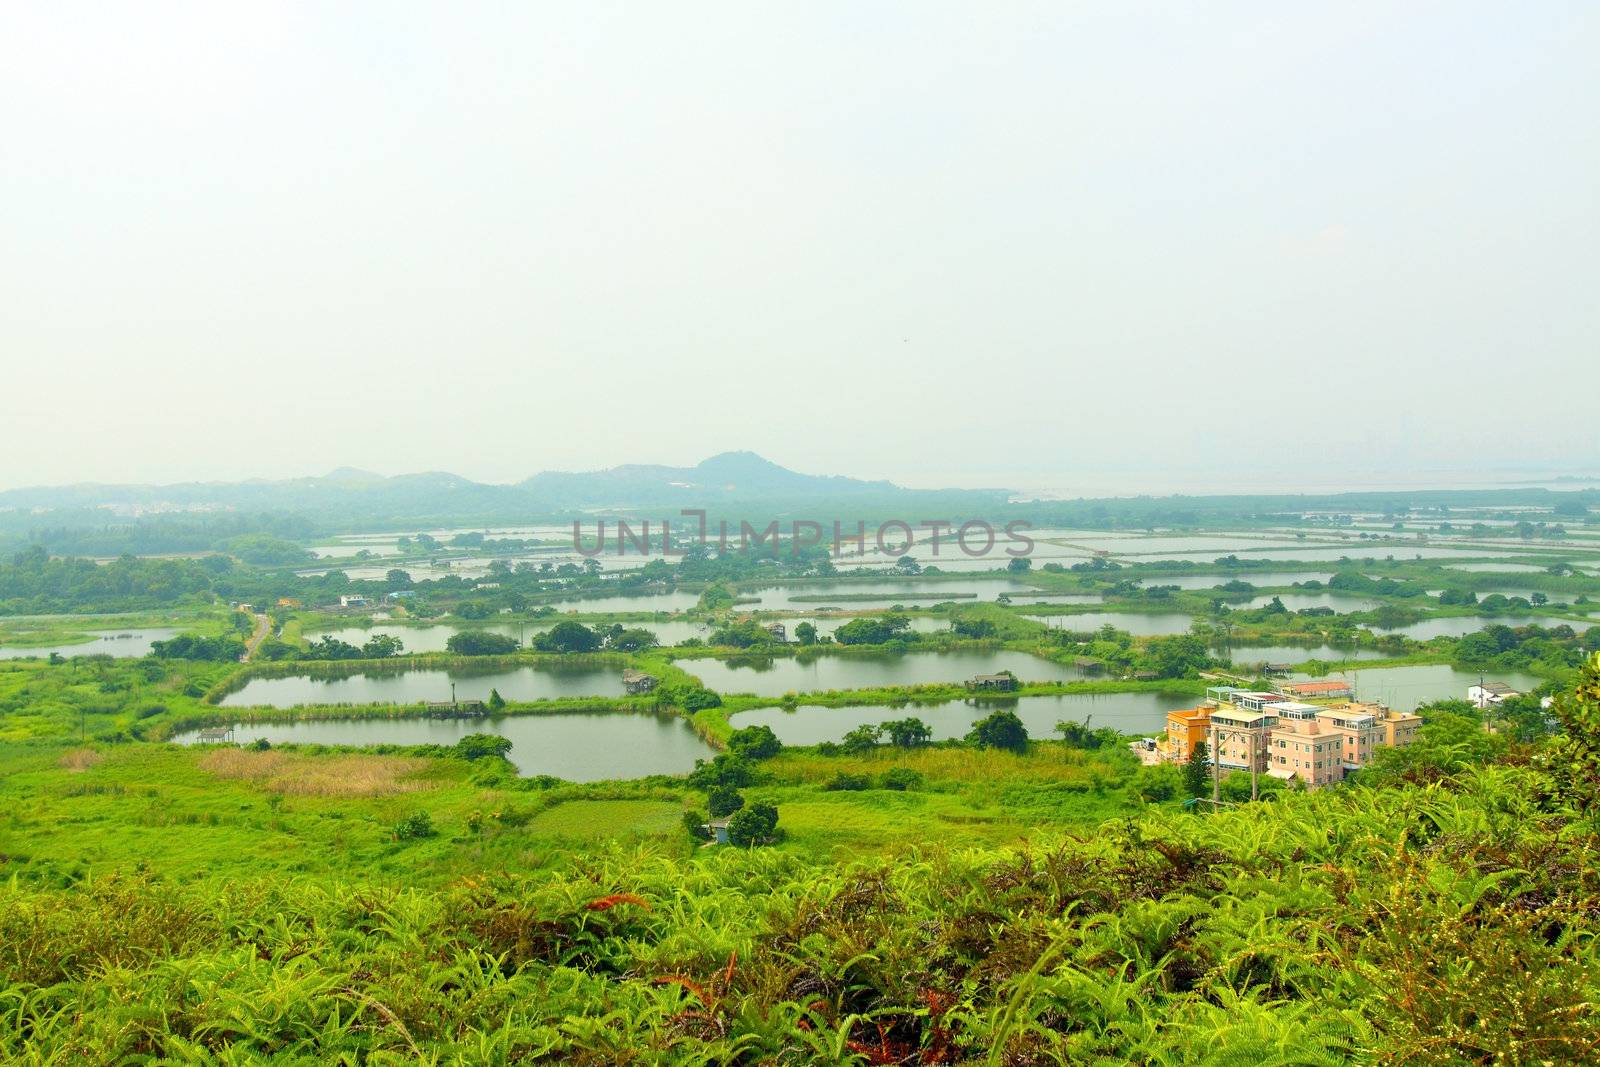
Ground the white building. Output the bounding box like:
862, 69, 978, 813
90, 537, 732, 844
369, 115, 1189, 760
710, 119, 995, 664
1468, 681, 1519, 708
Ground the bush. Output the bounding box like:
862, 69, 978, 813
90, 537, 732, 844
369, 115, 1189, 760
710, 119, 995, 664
454, 734, 512, 761
392, 811, 435, 840
880, 768, 925, 791
728, 724, 782, 760
532, 622, 601, 653
663, 683, 722, 711
823, 773, 871, 792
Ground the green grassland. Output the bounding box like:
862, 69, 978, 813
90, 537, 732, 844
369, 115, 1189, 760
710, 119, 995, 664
2, 548, 1599, 1060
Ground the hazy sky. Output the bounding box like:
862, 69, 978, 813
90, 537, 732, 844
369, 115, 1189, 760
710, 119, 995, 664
2, 2, 1596, 492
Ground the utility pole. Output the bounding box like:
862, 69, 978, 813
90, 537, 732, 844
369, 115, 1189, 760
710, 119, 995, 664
1211, 722, 1221, 806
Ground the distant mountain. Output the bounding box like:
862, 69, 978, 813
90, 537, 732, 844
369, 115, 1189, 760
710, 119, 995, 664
0, 453, 1008, 529
519, 451, 899, 505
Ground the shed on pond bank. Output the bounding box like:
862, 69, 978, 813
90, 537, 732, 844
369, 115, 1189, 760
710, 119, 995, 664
622, 669, 658, 695
968, 673, 1018, 692
424, 699, 487, 717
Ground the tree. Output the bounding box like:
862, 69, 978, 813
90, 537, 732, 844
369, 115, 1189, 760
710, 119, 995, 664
1007, 557, 1032, 573
1182, 740, 1211, 798
360, 633, 404, 658
840, 723, 883, 753
606, 627, 659, 652
688, 753, 755, 789
952, 616, 998, 639
893, 555, 922, 575
531, 621, 600, 653
1056, 719, 1117, 749
794, 621, 818, 646
967, 709, 1027, 753
709, 621, 780, 648
726, 802, 779, 846
707, 785, 745, 817
446, 631, 520, 656
882, 717, 932, 747
834, 615, 914, 646
487, 688, 505, 711
1142, 635, 1210, 679
728, 724, 782, 760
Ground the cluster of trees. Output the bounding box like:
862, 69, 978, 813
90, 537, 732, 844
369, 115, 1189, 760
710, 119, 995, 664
526, 621, 660, 654
1453, 622, 1600, 672
833, 614, 915, 646
687, 723, 784, 847
303, 633, 405, 660
445, 631, 521, 656
2, 547, 219, 614
821, 716, 935, 755
149, 633, 246, 662
1327, 571, 1429, 598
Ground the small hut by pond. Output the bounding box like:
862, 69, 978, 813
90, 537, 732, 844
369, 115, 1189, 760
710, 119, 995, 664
424, 699, 487, 717
968, 672, 1018, 692
622, 669, 659, 695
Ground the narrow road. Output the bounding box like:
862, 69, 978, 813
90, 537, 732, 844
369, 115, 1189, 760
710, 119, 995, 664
242, 613, 272, 661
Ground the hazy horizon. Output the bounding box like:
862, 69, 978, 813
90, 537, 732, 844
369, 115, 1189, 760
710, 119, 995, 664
3, 2, 1596, 491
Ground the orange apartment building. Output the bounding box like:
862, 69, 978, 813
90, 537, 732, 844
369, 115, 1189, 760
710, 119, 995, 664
1161, 688, 1423, 791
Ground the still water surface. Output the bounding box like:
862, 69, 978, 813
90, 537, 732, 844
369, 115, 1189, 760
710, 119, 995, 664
176, 712, 714, 781
220, 663, 630, 707
731, 691, 1202, 744
0, 628, 179, 660
682, 650, 1087, 697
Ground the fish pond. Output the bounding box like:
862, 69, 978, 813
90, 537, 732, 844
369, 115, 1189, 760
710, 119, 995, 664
0, 628, 180, 660
730, 691, 1202, 745
1375, 615, 1591, 641
1222, 643, 1389, 666
175, 711, 715, 782
679, 649, 1086, 697
1029, 612, 1197, 636
741, 578, 1040, 610
219, 663, 632, 707
1287, 664, 1546, 711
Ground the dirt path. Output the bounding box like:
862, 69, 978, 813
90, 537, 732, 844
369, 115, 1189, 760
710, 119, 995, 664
242, 613, 272, 661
